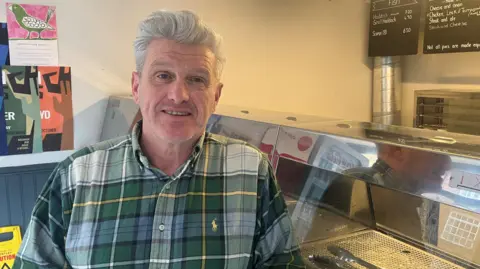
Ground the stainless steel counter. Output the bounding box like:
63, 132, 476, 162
100, 99, 480, 268
302, 230, 463, 269
207, 105, 480, 268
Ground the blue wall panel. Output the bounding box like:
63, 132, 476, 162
0, 163, 57, 235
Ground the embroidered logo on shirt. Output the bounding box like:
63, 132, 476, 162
212, 218, 218, 232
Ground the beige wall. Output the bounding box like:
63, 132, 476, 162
0, 0, 373, 166
124, 0, 373, 122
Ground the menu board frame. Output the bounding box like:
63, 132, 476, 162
423, 0, 480, 54
368, 0, 422, 57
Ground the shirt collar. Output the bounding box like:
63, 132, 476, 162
372, 158, 391, 173
131, 120, 206, 171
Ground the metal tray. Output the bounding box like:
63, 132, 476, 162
301, 230, 464, 269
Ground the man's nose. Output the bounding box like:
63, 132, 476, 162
167, 80, 190, 104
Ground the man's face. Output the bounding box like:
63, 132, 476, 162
131, 39, 222, 144
380, 145, 452, 188
399, 149, 452, 182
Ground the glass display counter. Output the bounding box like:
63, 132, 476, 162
207, 105, 480, 269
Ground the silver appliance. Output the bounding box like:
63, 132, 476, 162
414, 90, 480, 136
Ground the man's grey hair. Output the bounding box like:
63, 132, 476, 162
134, 10, 225, 79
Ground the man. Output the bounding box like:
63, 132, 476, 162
13, 10, 305, 269
347, 143, 451, 194
344, 143, 452, 245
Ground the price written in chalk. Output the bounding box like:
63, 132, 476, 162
403, 27, 412, 33
404, 9, 413, 20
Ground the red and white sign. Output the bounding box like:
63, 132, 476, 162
260, 127, 318, 170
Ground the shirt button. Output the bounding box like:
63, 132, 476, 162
159, 224, 165, 231
165, 184, 170, 190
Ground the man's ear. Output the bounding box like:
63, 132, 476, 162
132, 71, 140, 104
215, 83, 223, 104
211, 83, 223, 113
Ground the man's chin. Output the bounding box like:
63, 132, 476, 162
156, 130, 199, 144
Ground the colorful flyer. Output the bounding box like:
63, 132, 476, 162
0, 23, 10, 66
39, 66, 73, 151
6, 3, 58, 66
2, 66, 42, 155
0, 67, 8, 155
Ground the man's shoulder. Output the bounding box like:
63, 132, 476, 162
206, 132, 267, 158
56, 135, 132, 170
205, 133, 272, 177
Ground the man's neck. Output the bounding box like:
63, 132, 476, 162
140, 128, 198, 176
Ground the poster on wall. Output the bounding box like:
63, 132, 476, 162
0, 23, 9, 155
0, 71, 8, 155
2, 65, 42, 155
5, 3, 59, 66
0, 23, 10, 66
39, 66, 73, 151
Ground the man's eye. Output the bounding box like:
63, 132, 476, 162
188, 76, 206, 84
156, 73, 172, 80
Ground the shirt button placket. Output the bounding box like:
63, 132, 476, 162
150, 179, 171, 269
159, 180, 174, 268
160, 183, 170, 233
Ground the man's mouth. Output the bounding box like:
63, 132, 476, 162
162, 110, 191, 116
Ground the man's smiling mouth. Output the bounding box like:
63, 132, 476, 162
163, 110, 191, 116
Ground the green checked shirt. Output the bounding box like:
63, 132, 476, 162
13, 121, 305, 269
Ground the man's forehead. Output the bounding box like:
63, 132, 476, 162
146, 39, 216, 67
148, 60, 212, 77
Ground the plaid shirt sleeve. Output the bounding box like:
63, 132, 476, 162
252, 157, 306, 269
12, 165, 72, 269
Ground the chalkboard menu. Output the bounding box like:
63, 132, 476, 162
424, 0, 480, 54
368, 0, 422, 57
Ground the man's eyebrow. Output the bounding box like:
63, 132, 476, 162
149, 61, 171, 68
149, 61, 213, 77
191, 68, 211, 77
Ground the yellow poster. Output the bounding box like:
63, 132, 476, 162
0, 226, 22, 269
